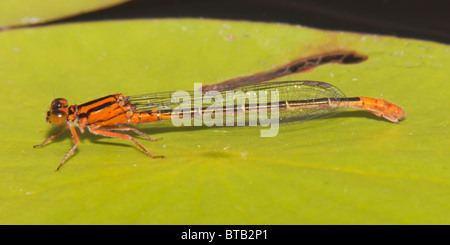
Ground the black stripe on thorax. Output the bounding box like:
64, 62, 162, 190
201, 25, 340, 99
78, 101, 116, 118
79, 94, 117, 107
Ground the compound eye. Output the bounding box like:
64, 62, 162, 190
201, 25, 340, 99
48, 111, 67, 125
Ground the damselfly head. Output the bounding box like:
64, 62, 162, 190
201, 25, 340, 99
46, 98, 69, 125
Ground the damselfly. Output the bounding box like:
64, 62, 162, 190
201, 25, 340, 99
34, 80, 405, 170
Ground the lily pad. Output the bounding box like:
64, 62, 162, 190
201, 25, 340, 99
0, 0, 129, 28
0, 19, 449, 224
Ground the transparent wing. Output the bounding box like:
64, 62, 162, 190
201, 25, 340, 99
127, 80, 349, 123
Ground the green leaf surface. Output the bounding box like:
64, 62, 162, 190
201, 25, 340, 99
0, 0, 129, 28
0, 19, 449, 224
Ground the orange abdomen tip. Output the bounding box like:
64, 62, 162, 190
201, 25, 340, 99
359, 97, 406, 123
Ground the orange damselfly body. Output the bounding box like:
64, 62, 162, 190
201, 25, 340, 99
34, 80, 405, 171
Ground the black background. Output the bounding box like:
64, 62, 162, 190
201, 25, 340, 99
47, 0, 450, 44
